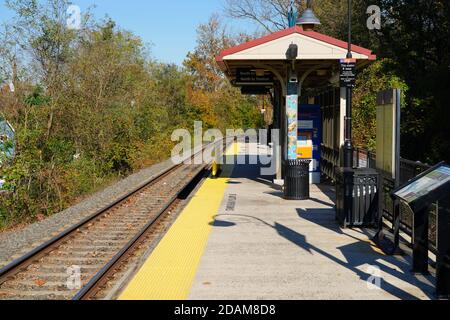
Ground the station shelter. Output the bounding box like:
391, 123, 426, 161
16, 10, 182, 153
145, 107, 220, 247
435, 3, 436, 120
216, 25, 376, 184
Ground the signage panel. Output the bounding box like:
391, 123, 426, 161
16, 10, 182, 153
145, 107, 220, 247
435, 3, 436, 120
241, 86, 270, 95
376, 89, 401, 182
394, 164, 450, 205
340, 59, 357, 88
392, 162, 450, 281
236, 69, 274, 86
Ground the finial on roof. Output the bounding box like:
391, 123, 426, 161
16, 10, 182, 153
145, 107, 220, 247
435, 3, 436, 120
288, 0, 298, 28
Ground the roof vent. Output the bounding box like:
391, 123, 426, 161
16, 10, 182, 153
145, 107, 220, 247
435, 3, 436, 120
297, 0, 321, 31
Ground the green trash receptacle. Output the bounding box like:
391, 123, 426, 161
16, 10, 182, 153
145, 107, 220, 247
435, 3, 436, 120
284, 160, 311, 200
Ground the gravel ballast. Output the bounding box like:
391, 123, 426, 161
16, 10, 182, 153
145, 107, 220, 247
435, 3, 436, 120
0, 158, 177, 269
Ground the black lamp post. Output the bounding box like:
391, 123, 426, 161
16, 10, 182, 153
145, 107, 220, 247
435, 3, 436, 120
336, 1, 381, 229
344, 0, 353, 169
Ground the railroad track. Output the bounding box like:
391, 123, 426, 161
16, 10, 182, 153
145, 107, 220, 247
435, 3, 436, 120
0, 141, 227, 300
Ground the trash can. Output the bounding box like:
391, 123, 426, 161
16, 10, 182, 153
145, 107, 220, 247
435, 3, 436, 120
284, 160, 311, 200
336, 167, 379, 228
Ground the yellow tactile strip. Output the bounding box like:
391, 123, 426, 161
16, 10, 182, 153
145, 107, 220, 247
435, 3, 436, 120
119, 144, 237, 300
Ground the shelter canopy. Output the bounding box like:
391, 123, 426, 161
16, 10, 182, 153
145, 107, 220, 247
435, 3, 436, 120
216, 26, 376, 91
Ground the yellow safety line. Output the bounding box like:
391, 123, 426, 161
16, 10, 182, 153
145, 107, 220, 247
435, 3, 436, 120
119, 144, 238, 300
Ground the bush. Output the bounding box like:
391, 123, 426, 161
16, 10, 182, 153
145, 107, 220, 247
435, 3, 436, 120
353, 59, 408, 151
0, 14, 262, 229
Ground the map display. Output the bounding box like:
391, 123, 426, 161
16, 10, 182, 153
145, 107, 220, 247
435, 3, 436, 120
394, 165, 450, 203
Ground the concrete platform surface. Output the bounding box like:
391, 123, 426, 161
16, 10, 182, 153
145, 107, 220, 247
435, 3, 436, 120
188, 144, 435, 300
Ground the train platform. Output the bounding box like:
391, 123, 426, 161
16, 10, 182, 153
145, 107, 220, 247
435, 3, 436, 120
119, 142, 435, 300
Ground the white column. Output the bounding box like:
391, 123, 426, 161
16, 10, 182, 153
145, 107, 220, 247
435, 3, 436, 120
339, 87, 347, 148
339, 87, 347, 165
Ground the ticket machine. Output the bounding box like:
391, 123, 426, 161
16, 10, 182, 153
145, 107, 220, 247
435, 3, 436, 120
298, 105, 322, 184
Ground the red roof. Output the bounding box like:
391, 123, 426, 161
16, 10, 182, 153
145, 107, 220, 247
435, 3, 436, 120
216, 26, 376, 65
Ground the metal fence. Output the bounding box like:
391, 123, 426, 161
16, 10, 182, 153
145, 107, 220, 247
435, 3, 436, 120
353, 148, 376, 170
321, 145, 340, 182
321, 145, 437, 252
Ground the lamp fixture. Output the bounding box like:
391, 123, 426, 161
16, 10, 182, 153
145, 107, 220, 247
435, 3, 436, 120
297, 0, 321, 31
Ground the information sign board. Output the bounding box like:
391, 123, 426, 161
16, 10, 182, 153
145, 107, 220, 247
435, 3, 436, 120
236, 69, 274, 86
394, 163, 450, 210
339, 59, 357, 88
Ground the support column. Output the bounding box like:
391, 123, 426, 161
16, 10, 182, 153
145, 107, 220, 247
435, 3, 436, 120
280, 95, 286, 179
273, 84, 283, 182
286, 69, 299, 161
339, 87, 347, 166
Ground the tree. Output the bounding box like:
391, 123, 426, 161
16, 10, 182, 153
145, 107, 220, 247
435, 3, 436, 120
5, 0, 91, 140
225, 0, 450, 163
0, 2, 263, 229
183, 15, 264, 131
224, 0, 366, 40
353, 59, 408, 150
225, 0, 305, 33
184, 15, 235, 92
375, 0, 450, 163
0, 25, 21, 86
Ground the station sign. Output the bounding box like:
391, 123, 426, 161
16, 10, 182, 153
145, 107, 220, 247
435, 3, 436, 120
340, 59, 357, 88
236, 69, 274, 86
241, 86, 270, 95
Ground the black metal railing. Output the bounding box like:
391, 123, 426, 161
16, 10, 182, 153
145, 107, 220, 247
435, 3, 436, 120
321, 145, 437, 252
375, 159, 436, 251
353, 148, 376, 170
321, 145, 340, 182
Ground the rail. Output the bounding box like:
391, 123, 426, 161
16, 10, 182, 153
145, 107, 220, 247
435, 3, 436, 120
0, 138, 229, 300
320, 145, 437, 252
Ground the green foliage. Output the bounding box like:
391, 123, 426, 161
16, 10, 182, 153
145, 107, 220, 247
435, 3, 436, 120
24, 86, 50, 106
353, 59, 408, 151
321, 0, 450, 164
374, 0, 450, 164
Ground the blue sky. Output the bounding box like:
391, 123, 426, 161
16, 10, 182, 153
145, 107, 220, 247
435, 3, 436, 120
0, 0, 253, 65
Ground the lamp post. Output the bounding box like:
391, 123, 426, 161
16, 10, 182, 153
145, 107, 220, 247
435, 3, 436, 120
344, 0, 353, 169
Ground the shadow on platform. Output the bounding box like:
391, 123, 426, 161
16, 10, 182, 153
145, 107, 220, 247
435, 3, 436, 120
215, 210, 435, 300
211, 150, 436, 299
295, 208, 435, 299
